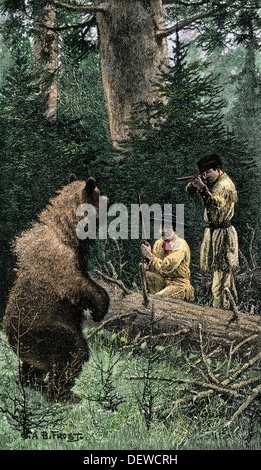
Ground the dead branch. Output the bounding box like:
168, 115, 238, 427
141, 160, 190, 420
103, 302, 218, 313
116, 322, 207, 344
231, 334, 258, 356
126, 326, 261, 424
85, 311, 140, 342
50, 0, 109, 13
95, 278, 261, 426
231, 376, 261, 390
121, 329, 188, 350
128, 374, 238, 397
95, 240, 132, 295
239, 249, 251, 272
163, 0, 241, 5
247, 223, 258, 270
185, 345, 222, 374
225, 383, 261, 427
35, 14, 95, 32
157, 0, 240, 38
221, 350, 261, 388
199, 324, 220, 385
95, 269, 133, 295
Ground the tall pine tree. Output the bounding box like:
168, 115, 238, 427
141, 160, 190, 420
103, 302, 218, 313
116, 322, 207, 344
228, 11, 261, 173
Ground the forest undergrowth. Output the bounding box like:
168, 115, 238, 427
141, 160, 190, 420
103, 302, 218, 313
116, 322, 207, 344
0, 316, 261, 451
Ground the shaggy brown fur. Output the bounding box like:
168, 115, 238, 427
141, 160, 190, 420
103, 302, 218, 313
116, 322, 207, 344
3, 177, 111, 403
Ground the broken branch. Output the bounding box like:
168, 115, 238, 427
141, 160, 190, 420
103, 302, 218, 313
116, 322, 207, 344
50, 0, 109, 13
157, 0, 240, 38
225, 383, 261, 427
85, 311, 139, 341
122, 329, 188, 350
95, 270, 133, 295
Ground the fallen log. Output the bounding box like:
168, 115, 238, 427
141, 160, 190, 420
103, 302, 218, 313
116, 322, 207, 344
91, 281, 261, 357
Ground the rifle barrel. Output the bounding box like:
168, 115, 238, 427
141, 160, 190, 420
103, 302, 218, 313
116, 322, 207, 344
137, 190, 148, 242
175, 175, 196, 181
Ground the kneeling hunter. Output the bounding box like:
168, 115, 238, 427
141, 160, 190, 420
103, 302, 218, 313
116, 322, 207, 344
140, 214, 194, 302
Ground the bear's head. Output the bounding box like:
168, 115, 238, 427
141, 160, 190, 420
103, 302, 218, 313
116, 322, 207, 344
74, 176, 114, 245
84, 177, 113, 213
84, 177, 113, 224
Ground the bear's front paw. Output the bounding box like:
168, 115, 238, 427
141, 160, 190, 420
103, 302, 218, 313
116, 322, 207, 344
90, 288, 109, 322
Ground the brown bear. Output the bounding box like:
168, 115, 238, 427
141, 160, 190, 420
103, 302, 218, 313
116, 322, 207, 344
3, 176, 111, 403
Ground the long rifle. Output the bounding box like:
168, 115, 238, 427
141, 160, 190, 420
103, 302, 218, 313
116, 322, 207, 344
136, 190, 150, 246
175, 174, 199, 181
136, 190, 150, 305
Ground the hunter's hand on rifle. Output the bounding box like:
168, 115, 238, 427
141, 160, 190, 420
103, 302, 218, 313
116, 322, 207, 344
141, 243, 153, 261
143, 262, 150, 271
191, 175, 206, 190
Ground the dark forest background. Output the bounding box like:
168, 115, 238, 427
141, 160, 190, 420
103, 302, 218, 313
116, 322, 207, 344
1, 1, 261, 319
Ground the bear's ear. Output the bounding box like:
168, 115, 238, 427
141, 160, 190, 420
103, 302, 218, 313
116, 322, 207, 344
85, 177, 97, 195
67, 173, 77, 184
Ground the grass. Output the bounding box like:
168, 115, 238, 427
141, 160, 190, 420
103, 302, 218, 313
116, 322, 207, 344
0, 326, 261, 451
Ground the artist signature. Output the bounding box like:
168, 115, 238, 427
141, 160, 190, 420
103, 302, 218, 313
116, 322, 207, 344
28, 430, 84, 442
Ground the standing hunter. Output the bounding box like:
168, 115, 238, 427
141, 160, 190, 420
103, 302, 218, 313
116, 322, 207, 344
186, 154, 238, 309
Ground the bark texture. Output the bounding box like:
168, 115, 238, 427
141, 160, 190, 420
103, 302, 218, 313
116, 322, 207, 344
33, 2, 59, 122
96, 0, 168, 145
93, 282, 261, 356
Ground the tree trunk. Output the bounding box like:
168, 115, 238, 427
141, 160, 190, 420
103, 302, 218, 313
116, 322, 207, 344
96, 0, 168, 146
93, 283, 261, 357
33, 2, 59, 123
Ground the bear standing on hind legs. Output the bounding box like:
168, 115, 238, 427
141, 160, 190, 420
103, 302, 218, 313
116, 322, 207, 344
3, 177, 111, 404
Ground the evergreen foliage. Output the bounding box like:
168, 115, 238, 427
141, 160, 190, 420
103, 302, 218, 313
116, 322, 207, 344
122, 39, 260, 290
0, 13, 115, 316
1, 11, 260, 312
0, 1, 261, 453
228, 12, 261, 171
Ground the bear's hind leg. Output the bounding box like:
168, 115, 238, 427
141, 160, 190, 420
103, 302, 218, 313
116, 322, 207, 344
43, 325, 88, 404
11, 323, 88, 404
21, 362, 48, 392
47, 351, 84, 404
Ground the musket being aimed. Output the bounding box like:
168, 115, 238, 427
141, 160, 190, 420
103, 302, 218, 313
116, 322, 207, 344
175, 174, 199, 181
